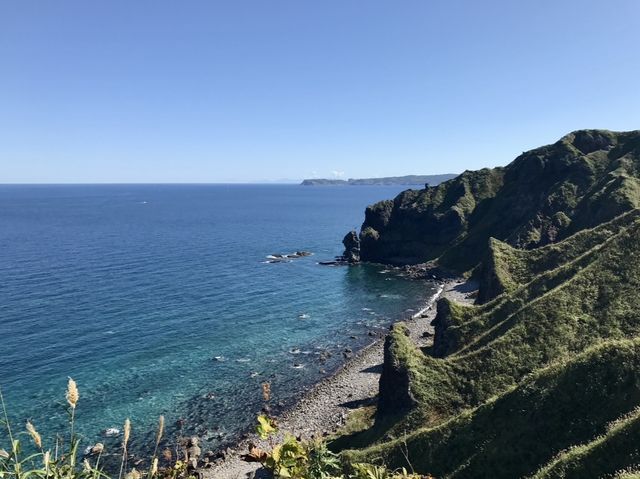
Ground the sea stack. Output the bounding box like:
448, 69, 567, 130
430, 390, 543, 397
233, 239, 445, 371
342, 230, 360, 263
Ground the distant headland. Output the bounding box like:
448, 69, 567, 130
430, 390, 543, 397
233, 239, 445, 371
300, 174, 457, 186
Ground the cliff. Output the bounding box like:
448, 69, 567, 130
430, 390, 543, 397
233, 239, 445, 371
343, 206, 640, 478
336, 130, 640, 478
347, 130, 640, 271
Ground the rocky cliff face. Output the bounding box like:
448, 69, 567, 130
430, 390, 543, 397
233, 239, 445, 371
345, 129, 640, 271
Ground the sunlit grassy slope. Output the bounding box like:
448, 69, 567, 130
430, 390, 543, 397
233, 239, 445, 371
341, 204, 640, 477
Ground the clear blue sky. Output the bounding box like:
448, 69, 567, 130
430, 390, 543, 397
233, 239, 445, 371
1, 1, 638, 183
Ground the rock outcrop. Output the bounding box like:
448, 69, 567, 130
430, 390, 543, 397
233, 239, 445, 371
377, 325, 418, 416
342, 230, 360, 263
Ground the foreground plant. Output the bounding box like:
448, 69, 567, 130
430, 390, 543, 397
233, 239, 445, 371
245, 414, 430, 479
0, 380, 193, 479
0, 381, 102, 479
243, 381, 432, 478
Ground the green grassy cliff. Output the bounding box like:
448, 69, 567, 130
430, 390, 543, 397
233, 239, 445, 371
346, 339, 640, 478
339, 209, 640, 478
348, 130, 640, 271
336, 130, 640, 478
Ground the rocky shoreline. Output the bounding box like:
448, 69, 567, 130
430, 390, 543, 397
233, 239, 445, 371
203, 278, 477, 479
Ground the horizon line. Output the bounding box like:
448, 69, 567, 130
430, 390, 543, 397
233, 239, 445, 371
0, 181, 307, 186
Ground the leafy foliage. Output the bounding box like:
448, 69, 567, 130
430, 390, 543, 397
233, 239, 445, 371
247, 416, 429, 479
307, 441, 341, 479
256, 415, 278, 440
349, 463, 430, 479
264, 435, 308, 478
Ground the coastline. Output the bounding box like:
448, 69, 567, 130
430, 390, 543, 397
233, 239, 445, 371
204, 278, 476, 479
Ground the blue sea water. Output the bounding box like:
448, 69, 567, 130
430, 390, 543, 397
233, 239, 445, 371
0, 184, 435, 452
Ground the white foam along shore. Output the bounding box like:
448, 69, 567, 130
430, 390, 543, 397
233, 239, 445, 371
411, 283, 445, 319
203, 278, 475, 479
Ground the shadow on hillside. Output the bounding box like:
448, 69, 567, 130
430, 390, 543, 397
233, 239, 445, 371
248, 468, 272, 479
452, 280, 479, 295
339, 395, 377, 409
329, 409, 403, 453
360, 363, 383, 374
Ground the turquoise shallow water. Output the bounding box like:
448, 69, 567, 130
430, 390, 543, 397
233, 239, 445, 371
0, 184, 435, 453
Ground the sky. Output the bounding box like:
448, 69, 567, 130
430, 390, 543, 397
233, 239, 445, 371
0, 1, 639, 183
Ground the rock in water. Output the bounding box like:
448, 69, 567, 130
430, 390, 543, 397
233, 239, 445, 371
103, 428, 120, 437
342, 230, 361, 263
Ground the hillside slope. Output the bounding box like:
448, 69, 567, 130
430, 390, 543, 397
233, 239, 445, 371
345, 339, 640, 479
345, 129, 640, 271
333, 130, 640, 478
340, 210, 640, 478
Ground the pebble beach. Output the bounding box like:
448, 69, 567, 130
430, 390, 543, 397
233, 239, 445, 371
205, 279, 477, 479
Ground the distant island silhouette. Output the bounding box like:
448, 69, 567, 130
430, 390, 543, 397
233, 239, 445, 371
301, 173, 457, 186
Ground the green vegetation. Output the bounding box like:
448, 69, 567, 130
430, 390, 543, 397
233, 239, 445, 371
333, 129, 640, 477
477, 208, 640, 301
344, 339, 640, 478
247, 415, 430, 479
352, 130, 640, 270
337, 407, 377, 439
530, 407, 640, 479
341, 210, 640, 476
616, 472, 640, 479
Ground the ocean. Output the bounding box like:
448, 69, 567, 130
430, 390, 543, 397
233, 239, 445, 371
0, 184, 435, 453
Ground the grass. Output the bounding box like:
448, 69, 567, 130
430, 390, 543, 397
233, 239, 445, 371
477, 208, 640, 302
344, 339, 640, 478
335, 407, 377, 439
616, 472, 640, 479
0, 380, 187, 479
339, 208, 640, 477
529, 407, 640, 479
